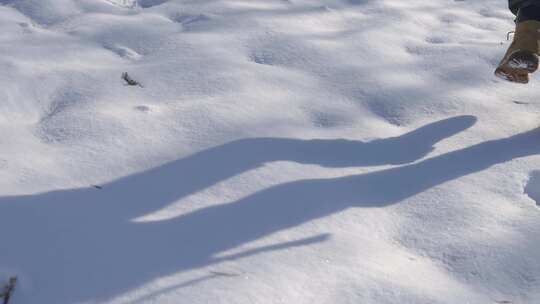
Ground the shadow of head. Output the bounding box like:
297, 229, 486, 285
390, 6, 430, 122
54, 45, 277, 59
289, 115, 477, 167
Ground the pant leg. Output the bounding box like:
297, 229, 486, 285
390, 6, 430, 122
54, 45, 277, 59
510, 0, 540, 15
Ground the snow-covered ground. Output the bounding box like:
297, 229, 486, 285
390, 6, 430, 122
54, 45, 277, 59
1, 0, 540, 303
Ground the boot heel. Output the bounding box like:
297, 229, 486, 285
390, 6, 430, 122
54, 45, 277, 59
495, 66, 530, 83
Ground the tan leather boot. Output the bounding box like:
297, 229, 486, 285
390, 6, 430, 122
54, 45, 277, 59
495, 20, 540, 84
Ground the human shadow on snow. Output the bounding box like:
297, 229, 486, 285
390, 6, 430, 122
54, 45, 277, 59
2, 115, 540, 303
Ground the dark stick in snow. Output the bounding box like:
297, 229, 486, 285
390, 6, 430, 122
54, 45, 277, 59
1, 277, 17, 304
122, 72, 144, 87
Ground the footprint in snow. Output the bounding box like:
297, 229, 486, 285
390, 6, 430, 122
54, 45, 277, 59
134, 105, 152, 113
103, 44, 142, 61
170, 13, 211, 31
250, 51, 275, 66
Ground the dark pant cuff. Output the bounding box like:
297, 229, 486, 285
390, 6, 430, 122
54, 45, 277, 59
517, 4, 540, 22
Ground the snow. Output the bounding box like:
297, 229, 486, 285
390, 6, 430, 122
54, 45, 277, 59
0, 0, 540, 303
525, 171, 540, 206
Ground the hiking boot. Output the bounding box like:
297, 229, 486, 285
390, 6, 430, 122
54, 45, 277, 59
495, 20, 540, 84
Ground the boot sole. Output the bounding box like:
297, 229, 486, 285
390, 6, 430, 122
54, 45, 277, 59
507, 50, 539, 72
495, 50, 539, 84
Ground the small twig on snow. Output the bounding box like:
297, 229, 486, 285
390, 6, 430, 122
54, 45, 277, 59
1, 277, 17, 304
122, 72, 144, 87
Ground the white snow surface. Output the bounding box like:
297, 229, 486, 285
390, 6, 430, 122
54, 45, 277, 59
1, 0, 540, 303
